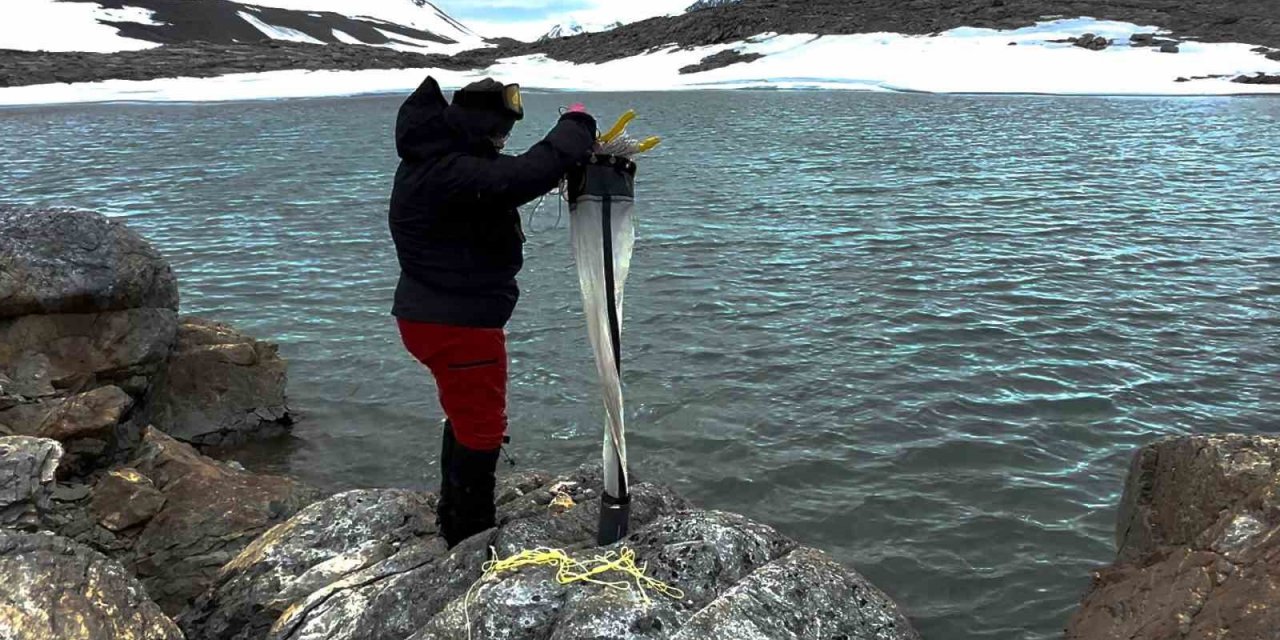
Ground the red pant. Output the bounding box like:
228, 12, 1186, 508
397, 319, 508, 451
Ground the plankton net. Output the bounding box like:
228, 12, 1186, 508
567, 111, 659, 546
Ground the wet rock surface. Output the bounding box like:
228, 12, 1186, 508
0, 436, 62, 531
145, 317, 292, 448
0, 529, 183, 640
1067, 435, 1280, 639
177, 465, 919, 640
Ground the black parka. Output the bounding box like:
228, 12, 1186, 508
389, 76, 597, 328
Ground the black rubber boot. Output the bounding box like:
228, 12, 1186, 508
436, 421, 457, 536
437, 422, 501, 548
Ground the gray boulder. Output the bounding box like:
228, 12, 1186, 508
0, 436, 62, 531
182, 465, 919, 640
145, 317, 292, 448
0, 207, 178, 319
0, 529, 182, 640
1068, 435, 1280, 639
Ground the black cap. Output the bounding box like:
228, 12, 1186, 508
452, 78, 524, 121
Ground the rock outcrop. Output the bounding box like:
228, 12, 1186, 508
679, 49, 765, 74
0, 207, 179, 471
1072, 33, 1111, 50
51, 427, 322, 614
0, 530, 183, 640
1067, 435, 1280, 639
145, 317, 292, 448
1234, 72, 1280, 84
180, 465, 920, 640
0, 436, 62, 531
1, 207, 296, 463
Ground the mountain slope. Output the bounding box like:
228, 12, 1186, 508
509, 0, 1280, 64
0, 0, 483, 54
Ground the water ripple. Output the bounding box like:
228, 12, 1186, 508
2, 92, 1279, 640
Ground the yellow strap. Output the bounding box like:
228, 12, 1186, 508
464, 546, 684, 639
636, 137, 662, 153
599, 110, 637, 144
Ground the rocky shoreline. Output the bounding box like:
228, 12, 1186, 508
3, 0, 1280, 90
0, 206, 923, 639
4, 206, 1278, 637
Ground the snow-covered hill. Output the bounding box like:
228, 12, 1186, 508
686, 0, 743, 12
539, 19, 623, 42
0, 0, 484, 54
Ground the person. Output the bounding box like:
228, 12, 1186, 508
388, 76, 597, 548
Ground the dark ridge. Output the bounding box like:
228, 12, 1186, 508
679, 49, 765, 74
495, 0, 1280, 65
62, 0, 456, 47
1234, 73, 1280, 84
0, 42, 487, 89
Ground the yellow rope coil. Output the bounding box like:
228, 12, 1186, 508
464, 546, 684, 639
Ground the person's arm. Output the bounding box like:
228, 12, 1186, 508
444, 112, 597, 209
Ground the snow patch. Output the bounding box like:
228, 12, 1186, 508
99, 6, 165, 26
0, 0, 162, 53
242, 0, 479, 43
371, 27, 482, 55
331, 29, 363, 45
238, 11, 325, 45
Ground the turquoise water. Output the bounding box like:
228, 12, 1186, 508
3, 91, 1279, 639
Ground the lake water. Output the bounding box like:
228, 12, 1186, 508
3, 90, 1278, 639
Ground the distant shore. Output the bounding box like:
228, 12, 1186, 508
2, 19, 1279, 107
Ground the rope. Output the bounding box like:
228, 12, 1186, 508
463, 546, 684, 640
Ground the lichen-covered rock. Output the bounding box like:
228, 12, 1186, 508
145, 317, 292, 448
118, 427, 322, 614
0, 436, 62, 531
1068, 434, 1280, 639
178, 488, 439, 640
91, 467, 166, 532
188, 464, 918, 640
0, 529, 182, 640
669, 547, 915, 640
416, 510, 917, 640
0, 207, 178, 319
